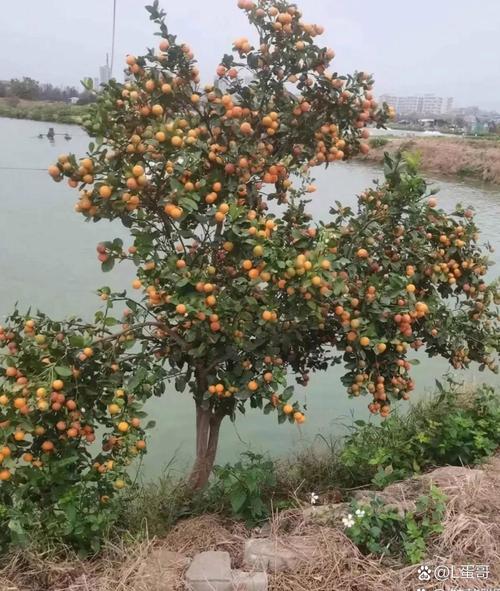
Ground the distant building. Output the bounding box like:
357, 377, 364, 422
379, 93, 454, 116
69, 96, 79, 105
99, 54, 112, 86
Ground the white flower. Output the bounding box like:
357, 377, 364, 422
355, 509, 366, 518
342, 514, 355, 528
310, 492, 319, 505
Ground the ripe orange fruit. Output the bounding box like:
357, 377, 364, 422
108, 404, 120, 415
41, 440, 54, 453
262, 310, 272, 321
136, 440, 147, 450
132, 279, 142, 289
13, 397, 27, 410
356, 248, 368, 258
248, 380, 259, 391
176, 304, 187, 315
406, 284, 416, 293
5, 367, 17, 377
83, 347, 94, 357
14, 431, 25, 441
294, 412, 305, 424
283, 404, 293, 415
52, 379, 64, 391
152, 104, 164, 116
48, 165, 61, 178
99, 185, 112, 199
359, 336, 370, 347
0, 469, 11, 481
376, 342, 387, 354
240, 122, 252, 135
117, 422, 129, 433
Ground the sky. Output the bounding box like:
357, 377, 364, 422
1, 0, 499, 111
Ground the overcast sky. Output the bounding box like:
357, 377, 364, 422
1, 0, 499, 110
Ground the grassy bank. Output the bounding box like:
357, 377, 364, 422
364, 135, 500, 184
0, 98, 89, 124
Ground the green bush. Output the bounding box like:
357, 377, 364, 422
368, 136, 390, 148
207, 452, 279, 525
340, 383, 500, 488
343, 485, 446, 564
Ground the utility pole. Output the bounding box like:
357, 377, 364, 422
110, 0, 117, 78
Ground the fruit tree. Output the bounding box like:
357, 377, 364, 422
6, 0, 499, 499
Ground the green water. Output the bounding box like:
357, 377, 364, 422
1, 117, 499, 478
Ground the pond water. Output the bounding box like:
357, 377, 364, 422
1, 117, 499, 479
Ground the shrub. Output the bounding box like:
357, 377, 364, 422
0, 310, 162, 553
205, 452, 278, 525
340, 383, 500, 488
343, 485, 446, 564
368, 136, 390, 148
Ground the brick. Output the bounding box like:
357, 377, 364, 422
185, 551, 232, 591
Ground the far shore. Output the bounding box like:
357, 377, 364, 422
0, 97, 89, 125
1, 101, 500, 186
363, 135, 500, 185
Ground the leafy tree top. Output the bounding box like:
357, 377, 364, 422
43, 0, 498, 429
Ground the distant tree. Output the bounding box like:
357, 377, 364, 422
0, 81, 7, 98
77, 90, 97, 105
9, 77, 40, 100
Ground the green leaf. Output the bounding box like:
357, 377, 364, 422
55, 366, 73, 377
230, 489, 247, 513
101, 257, 115, 272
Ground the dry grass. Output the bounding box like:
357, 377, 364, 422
1, 458, 499, 591
363, 136, 500, 184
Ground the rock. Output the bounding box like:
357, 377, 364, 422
244, 536, 318, 572
302, 502, 349, 525
232, 569, 268, 591
185, 551, 232, 591
134, 548, 190, 591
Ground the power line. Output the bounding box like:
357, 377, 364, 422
0, 166, 47, 171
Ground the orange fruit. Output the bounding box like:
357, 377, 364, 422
294, 412, 305, 424
247, 380, 258, 391
117, 421, 129, 433
283, 404, 293, 415
52, 379, 64, 391
99, 185, 112, 199
176, 304, 187, 315
41, 440, 54, 453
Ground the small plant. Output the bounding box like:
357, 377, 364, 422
343, 485, 446, 564
368, 136, 390, 148
208, 452, 278, 525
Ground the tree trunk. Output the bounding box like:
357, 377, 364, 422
187, 406, 225, 489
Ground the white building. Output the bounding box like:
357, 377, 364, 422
379, 93, 454, 116
99, 54, 112, 86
